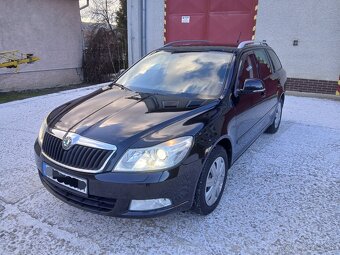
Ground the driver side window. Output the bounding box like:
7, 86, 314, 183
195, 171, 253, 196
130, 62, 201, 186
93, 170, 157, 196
237, 52, 259, 89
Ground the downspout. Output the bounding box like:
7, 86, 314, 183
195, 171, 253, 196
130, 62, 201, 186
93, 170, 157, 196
80, 0, 90, 10
79, 0, 90, 81
128, 0, 134, 66
141, 0, 147, 56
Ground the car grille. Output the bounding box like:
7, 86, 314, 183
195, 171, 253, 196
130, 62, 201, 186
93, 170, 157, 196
42, 132, 113, 170
42, 174, 116, 213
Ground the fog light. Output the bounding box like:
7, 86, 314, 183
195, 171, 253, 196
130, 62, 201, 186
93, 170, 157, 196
129, 198, 172, 211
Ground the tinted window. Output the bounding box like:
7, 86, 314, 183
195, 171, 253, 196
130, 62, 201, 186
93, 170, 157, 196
237, 52, 258, 89
267, 49, 282, 71
117, 50, 233, 99
254, 49, 272, 79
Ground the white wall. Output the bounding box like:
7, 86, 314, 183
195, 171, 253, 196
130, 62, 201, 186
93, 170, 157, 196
256, 0, 340, 81
0, 0, 83, 91
127, 0, 164, 65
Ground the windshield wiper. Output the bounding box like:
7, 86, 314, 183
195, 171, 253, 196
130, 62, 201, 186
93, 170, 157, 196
110, 82, 132, 91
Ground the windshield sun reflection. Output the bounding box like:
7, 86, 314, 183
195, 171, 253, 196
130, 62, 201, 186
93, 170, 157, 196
117, 50, 233, 99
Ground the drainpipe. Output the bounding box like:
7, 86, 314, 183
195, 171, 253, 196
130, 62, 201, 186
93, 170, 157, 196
141, 0, 147, 56
80, 0, 90, 81
80, 0, 90, 10
128, 0, 134, 66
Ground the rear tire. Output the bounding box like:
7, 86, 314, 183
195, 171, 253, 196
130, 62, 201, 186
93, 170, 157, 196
265, 99, 283, 134
192, 145, 228, 215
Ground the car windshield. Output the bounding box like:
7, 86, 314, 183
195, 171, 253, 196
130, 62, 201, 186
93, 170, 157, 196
116, 50, 233, 99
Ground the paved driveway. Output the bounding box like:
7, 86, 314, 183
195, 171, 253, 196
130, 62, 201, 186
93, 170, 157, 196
0, 86, 339, 254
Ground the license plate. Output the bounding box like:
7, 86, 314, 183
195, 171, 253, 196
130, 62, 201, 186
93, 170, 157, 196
42, 162, 88, 194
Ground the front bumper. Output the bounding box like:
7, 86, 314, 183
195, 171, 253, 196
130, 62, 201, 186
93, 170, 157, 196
35, 141, 202, 218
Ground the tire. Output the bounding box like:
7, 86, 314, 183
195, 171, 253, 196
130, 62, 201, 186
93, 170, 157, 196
265, 99, 283, 134
192, 145, 228, 215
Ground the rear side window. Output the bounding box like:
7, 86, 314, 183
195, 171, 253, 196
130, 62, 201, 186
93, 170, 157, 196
267, 49, 282, 71
254, 49, 272, 79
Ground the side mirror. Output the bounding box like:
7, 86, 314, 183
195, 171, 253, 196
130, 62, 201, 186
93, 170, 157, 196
238, 79, 265, 95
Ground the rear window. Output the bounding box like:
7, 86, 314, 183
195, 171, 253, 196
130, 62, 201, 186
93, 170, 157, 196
267, 49, 282, 71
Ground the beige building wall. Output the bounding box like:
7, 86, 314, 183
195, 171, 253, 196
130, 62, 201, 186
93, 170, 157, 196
256, 0, 340, 81
127, 0, 165, 65
0, 0, 83, 92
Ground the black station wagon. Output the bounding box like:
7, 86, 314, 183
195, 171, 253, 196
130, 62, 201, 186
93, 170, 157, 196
35, 40, 286, 217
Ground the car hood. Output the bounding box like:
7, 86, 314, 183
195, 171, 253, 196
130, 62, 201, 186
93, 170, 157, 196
49, 87, 219, 146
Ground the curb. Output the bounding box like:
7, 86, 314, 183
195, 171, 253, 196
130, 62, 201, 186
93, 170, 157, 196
286, 91, 340, 101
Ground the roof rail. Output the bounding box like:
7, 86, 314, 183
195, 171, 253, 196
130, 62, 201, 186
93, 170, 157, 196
164, 40, 211, 47
237, 40, 268, 49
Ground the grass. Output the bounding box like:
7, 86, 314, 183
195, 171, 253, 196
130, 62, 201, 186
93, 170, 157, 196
0, 83, 95, 104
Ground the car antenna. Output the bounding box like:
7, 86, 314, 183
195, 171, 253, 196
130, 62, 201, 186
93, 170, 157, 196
236, 32, 242, 45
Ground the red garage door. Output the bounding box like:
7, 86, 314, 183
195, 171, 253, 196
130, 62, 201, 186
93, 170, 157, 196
164, 0, 258, 46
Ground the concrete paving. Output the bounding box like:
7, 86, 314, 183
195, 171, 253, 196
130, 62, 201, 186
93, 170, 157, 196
0, 85, 339, 254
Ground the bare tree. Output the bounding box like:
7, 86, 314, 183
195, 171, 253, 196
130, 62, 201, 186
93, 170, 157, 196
81, 0, 128, 82
88, 0, 119, 32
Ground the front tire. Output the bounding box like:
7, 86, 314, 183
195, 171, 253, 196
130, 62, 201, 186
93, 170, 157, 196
192, 145, 228, 215
265, 99, 283, 134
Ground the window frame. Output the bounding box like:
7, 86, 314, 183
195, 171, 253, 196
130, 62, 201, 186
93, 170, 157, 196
236, 50, 259, 90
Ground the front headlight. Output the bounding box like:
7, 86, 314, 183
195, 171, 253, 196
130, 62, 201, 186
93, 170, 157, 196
38, 117, 48, 145
113, 136, 193, 172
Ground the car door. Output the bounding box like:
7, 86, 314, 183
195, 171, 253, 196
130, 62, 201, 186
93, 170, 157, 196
233, 51, 267, 157
253, 49, 277, 127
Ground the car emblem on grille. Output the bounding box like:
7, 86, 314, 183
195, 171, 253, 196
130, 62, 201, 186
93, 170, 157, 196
62, 136, 73, 150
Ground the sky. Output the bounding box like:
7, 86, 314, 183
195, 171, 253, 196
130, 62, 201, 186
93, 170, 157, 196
79, 0, 120, 23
